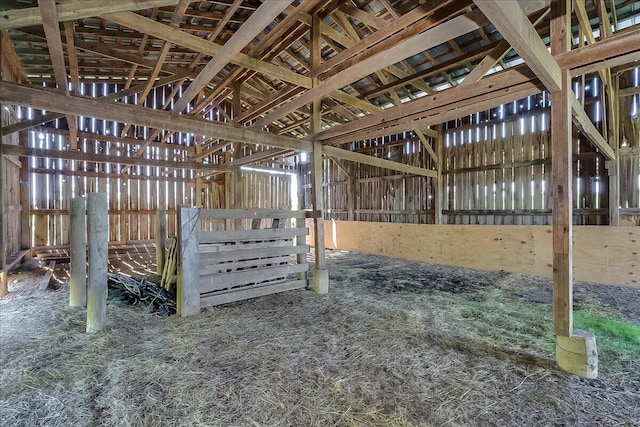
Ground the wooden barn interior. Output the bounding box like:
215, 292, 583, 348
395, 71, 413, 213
1, 0, 640, 424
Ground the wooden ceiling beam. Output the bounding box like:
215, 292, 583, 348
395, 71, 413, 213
252, 7, 491, 129
37, 0, 69, 94
0, 81, 312, 152
188, 0, 244, 67
0, 71, 210, 136
472, 0, 614, 159
316, 65, 539, 140
172, 0, 293, 113
0, 0, 188, 30
473, 0, 562, 92
103, 11, 311, 88
338, 4, 388, 30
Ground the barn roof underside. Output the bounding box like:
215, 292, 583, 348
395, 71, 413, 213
1, 0, 639, 170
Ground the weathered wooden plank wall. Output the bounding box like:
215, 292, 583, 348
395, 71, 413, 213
311, 72, 640, 227
301, 134, 437, 223
442, 110, 608, 225
619, 68, 640, 226
1, 29, 24, 261
16, 83, 293, 248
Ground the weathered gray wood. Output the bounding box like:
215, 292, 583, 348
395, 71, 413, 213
200, 279, 307, 307
199, 244, 309, 264
200, 263, 309, 294
199, 227, 308, 243
86, 192, 108, 333
177, 206, 200, 317
200, 255, 298, 275
156, 209, 167, 276
199, 238, 296, 254
69, 197, 86, 307
296, 217, 308, 282
39, 261, 56, 291
198, 208, 308, 220
311, 141, 329, 294
0, 120, 5, 298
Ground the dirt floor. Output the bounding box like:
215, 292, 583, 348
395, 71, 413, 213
1, 250, 639, 427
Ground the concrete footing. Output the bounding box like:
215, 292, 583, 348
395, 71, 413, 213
556, 329, 598, 378
312, 268, 329, 294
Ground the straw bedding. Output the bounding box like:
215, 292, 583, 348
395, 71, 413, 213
1, 251, 638, 426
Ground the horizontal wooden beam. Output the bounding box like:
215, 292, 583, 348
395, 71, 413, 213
0, 82, 312, 152
0, 0, 187, 30
1, 144, 233, 172
555, 25, 640, 75
253, 8, 490, 128
322, 145, 437, 178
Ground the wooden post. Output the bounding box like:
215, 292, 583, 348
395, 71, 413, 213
551, 0, 597, 378
69, 197, 86, 307
607, 75, 620, 225
19, 130, 31, 259
310, 13, 328, 294
86, 192, 108, 333
296, 216, 307, 281
177, 206, 200, 317
0, 109, 6, 297
347, 163, 356, 221
435, 124, 444, 224
156, 209, 167, 276
232, 82, 243, 230
551, 0, 573, 339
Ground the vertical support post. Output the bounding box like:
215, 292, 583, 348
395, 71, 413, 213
19, 131, 31, 259
177, 206, 200, 317
347, 164, 356, 221
435, 124, 444, 224
194, 145, 203, 208
232, 82, 243, 229
69, 197, 86, 307
86, 192, 108, 333
551, 0, 573, 339
551, 0, 597, 378
607, 75, 620, 225
223, 150, 232, 230
310, 13, 328, 294
0, 110, 6, 298
156, 209, 167, 276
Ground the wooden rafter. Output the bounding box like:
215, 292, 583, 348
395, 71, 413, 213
172, 0, 293, 113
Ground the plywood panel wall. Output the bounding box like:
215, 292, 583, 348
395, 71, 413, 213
311, 221, 639, 288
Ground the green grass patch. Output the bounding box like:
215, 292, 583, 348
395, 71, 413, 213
574, 310, 640, 371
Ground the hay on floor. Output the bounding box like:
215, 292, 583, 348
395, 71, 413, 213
1, 251, 638, 427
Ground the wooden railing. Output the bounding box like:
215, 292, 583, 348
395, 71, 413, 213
177, 208, 312, 316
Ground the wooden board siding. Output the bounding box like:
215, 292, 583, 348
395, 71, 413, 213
311, 220, 640, 288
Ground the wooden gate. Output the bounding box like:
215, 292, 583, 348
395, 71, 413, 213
177, 207, 311, 316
